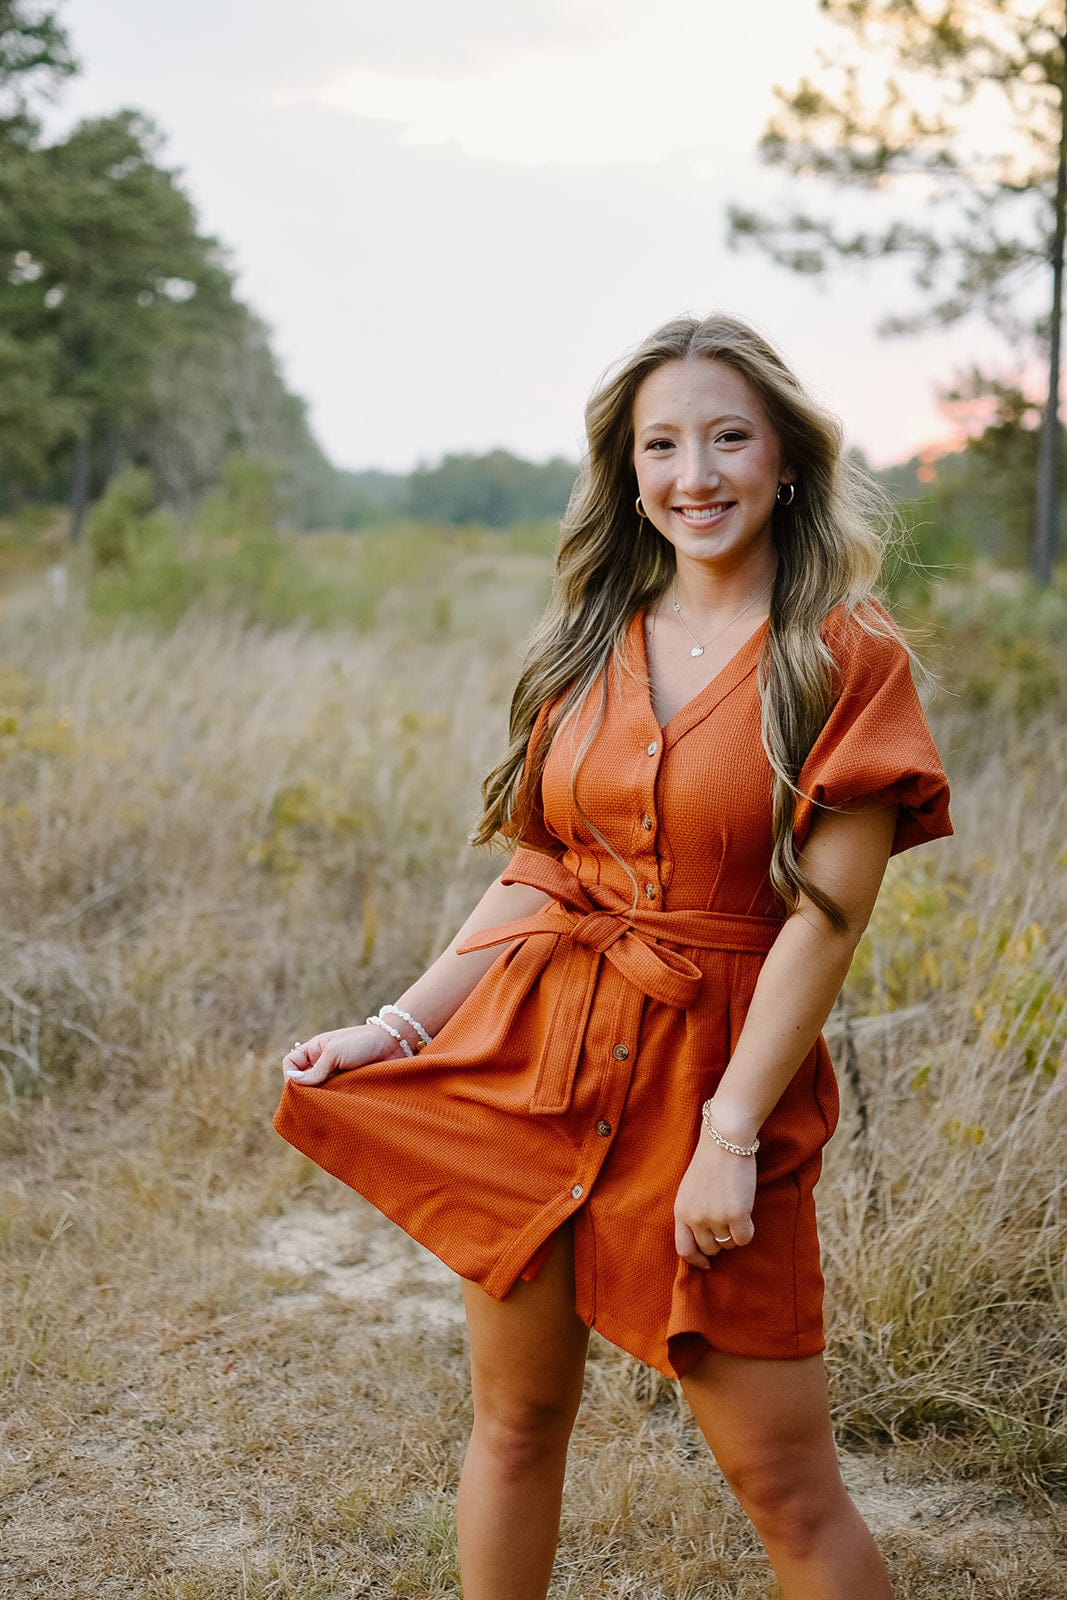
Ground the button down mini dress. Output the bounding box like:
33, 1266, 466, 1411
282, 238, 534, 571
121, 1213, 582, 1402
274, 603, 952, 1377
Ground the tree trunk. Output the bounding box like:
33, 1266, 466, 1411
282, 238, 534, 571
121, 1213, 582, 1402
1034, 24, 1067, 586
101, 417, 123, 495
69, 430, 91, 541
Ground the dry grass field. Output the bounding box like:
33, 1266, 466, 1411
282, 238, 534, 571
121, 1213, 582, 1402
1, 529, 1064, 1598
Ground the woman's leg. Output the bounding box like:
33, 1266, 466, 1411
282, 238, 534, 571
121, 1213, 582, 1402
681, 1351, 893, 1600
457, 1228, 590, 1600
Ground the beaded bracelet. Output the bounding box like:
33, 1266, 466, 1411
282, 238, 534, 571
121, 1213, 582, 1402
366, 1014, 414, 1057
379, 1004, 433, 1049
700, 1100, 760, 1158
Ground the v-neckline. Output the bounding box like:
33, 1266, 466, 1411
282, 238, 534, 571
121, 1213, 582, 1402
630, 609, 768, 743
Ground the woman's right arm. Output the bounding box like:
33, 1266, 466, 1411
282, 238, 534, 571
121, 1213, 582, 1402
281, 870, 551, 1084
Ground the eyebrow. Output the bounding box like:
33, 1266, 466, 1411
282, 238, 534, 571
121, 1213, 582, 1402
636, 413, 754, 434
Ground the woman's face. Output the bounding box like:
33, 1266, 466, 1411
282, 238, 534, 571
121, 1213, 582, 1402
632, 357, 793, 581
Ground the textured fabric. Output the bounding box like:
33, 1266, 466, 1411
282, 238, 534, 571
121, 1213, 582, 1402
274, 603, 951, 1376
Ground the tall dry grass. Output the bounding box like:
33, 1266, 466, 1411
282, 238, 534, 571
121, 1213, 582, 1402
0, 544, 1064, 1596
823, 712, 1066, 1484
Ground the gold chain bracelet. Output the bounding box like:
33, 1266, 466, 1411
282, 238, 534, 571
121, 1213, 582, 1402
700, 1100, 760, 1158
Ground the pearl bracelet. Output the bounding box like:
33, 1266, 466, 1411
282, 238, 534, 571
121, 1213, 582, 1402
366, 1015, 414, 1057
701, 1100, 760, 1158
379, 1003, 433, 1049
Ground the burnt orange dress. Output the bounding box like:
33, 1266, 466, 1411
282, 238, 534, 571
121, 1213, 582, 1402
274, 604, 951, 1377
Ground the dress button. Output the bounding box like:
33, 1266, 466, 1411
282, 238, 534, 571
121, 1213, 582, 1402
646, 740, 658, 756
641, 814, 654, 830
571, 1183, 584, 1200
596, 1119, 612, 1137
612, 1043, 629, 1060
644, 882, 657, 899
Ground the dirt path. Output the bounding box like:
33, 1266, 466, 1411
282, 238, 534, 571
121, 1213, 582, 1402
253, 1202, 465, 1336
254, 1202, 1056, 1570
1, 1175, 1061, 1599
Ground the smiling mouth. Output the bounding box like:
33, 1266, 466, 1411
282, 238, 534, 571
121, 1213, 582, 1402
673, 503, 734, 523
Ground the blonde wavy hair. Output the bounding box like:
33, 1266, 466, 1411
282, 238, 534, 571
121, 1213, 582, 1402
472, 313, 897, 927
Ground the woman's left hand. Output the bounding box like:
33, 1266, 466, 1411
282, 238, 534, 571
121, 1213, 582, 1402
673, 1137, 756, 1269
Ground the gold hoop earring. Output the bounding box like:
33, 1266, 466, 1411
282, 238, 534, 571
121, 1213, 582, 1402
776, 482, 796, 507
635, 495, 649, 519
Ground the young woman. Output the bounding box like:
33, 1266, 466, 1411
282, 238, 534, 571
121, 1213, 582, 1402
275, 314, 951, 1599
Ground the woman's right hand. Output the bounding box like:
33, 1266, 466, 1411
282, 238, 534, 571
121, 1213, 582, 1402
281, 1024, 405, 1086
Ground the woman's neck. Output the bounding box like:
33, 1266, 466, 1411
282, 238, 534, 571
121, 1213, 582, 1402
668, 554, 778, 626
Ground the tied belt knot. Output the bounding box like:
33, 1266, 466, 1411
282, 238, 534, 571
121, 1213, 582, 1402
568, 909, 629, 954
456, 853, 781, 1114
560, 906, 713, 1010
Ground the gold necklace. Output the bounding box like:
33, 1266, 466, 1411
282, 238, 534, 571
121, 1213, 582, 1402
670, 579, 774, 659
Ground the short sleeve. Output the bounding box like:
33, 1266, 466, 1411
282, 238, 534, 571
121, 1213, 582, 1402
792, 605, 952, 858
502, 699, 565, 859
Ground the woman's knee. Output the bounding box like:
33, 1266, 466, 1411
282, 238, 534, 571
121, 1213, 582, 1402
470, 1390, 579, 1479
720, 1452, 849, 1557
682, 1351, 850, 1556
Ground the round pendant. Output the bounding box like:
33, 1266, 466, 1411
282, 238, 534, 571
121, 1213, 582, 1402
691, 645, 704, 658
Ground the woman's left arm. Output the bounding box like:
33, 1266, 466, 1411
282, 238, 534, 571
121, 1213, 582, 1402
673, 803, 898, 1268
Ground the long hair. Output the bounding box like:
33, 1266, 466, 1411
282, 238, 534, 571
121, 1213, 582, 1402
471, 313, 895, 927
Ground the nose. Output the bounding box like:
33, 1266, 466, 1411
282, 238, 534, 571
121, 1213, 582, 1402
674, 443, 720, 496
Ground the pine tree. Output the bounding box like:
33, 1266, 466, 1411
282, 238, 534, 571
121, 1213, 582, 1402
0, 0, 75, 139
729, 0, 1067, 583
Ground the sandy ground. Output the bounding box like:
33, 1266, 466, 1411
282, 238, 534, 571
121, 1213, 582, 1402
252, 1201, 1051, 1548
1, 1179, 1064, 1599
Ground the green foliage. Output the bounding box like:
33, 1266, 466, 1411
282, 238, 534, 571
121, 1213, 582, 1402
86, 466, 156, 569
880, 400, 1066, 575
0, 107, 235, 507
85, 468, 191, 628
0, 22, 341, 528
0, 324, 77, 488
130, 300, 339, 527
197, 456, 283, 544
88, 458, 286, 627
408, 449, 576, 527
82, 465, 465, 632
75, 491, 560, 639
844, 572, 1067, 1076
921, 571, 1066, 713
850, 868, 1065, 1081
332, 468, 409, 529
918, 382, 1049, 568
0, 0, 75, 141
37, 111, 230, 399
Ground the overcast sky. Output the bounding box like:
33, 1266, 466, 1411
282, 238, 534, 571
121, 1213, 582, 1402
57, 0, 1008, 474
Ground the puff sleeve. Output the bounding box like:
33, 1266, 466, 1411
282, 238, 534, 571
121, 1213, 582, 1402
792, 605, 952, 858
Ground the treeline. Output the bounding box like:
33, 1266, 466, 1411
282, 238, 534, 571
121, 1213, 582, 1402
878, 381, 1067, 573
0, 2, 337, 531
338, 450, 577, 529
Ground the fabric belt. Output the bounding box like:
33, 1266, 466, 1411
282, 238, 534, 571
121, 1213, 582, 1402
456, 854, 782, 1113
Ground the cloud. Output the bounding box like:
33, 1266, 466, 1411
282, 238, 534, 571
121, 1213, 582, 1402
280, 2, 830, 170
294, 51, 707, 167
325, 0, 619, 76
